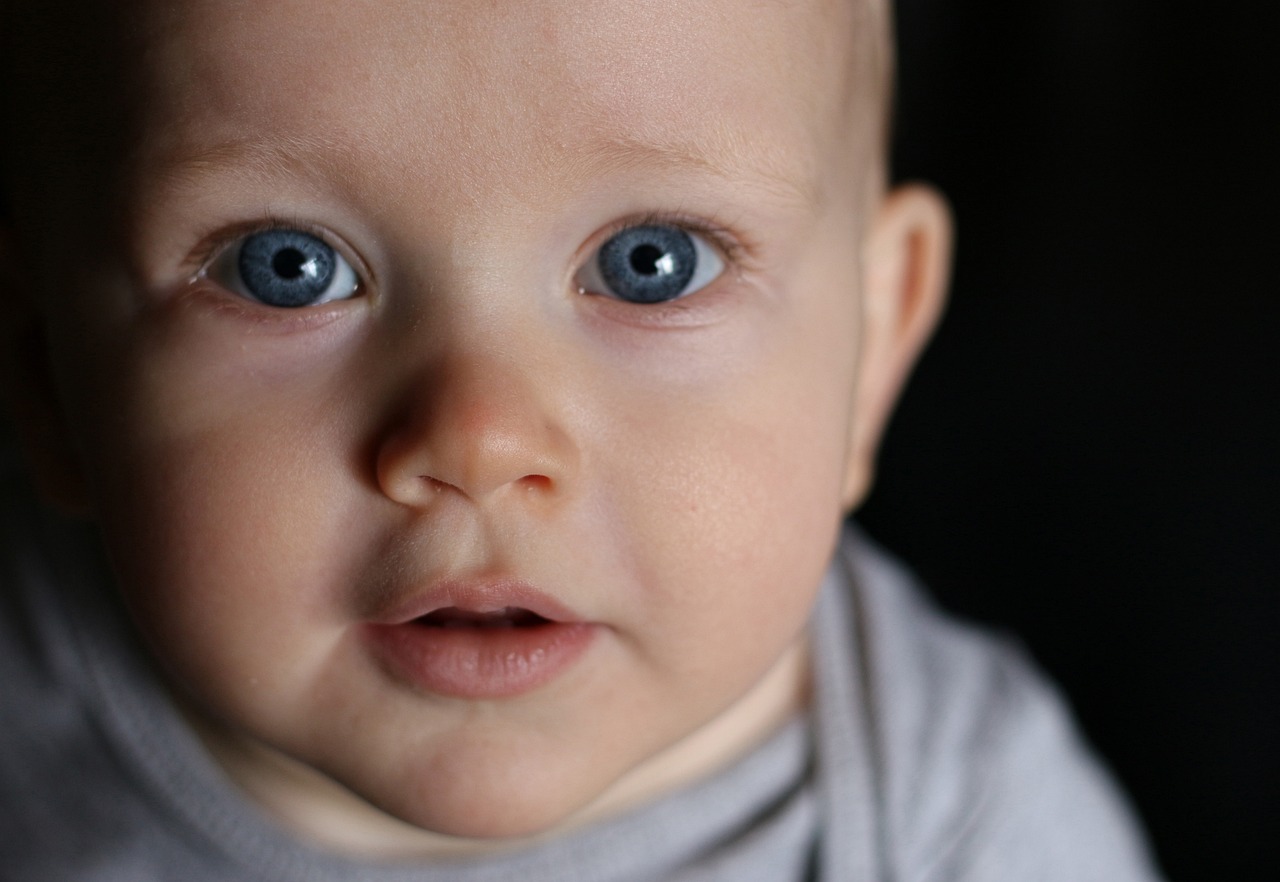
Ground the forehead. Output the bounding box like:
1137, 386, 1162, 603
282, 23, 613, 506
133, 0, 872, 204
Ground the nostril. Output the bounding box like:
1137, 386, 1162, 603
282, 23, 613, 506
422, 476, 450, 494
517, 474, 554, 493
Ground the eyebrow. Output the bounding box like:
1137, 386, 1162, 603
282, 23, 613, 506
148, 127, 820, 213
564, 131, 821, 210
150, 133, 358, 194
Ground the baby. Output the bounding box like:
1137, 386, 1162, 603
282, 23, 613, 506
0, 0, 1163, 879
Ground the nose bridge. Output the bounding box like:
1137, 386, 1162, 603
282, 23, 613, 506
376, 344, 578, 506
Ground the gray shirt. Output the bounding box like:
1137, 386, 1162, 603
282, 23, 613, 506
0, 481, 1163, 880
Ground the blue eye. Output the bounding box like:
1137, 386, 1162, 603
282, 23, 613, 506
577, 224, 724, 304
210, 228, 360, 308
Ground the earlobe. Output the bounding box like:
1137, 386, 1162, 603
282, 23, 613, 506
841, 184, 953, 510
0, 229, 91, 516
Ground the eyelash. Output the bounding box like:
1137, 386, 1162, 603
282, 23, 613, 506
596, 211, 748, 270
190, 215, 365, 284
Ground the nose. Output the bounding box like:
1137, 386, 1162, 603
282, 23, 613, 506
375, 354, 579, 507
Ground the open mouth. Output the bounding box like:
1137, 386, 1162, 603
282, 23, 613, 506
413, 606, 552, 630
363, 578, 597, 698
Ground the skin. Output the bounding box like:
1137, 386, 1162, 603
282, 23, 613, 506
0, 0, 950, 860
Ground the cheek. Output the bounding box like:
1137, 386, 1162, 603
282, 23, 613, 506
62, 308, 372, 697
617, 287, 857, 559
590, 302, 858, 665
620, 402, 846, 585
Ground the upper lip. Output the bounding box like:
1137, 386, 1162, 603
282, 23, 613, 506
371, 577, 583, 625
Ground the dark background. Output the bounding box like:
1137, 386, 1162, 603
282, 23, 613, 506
860, 1, 1278, 878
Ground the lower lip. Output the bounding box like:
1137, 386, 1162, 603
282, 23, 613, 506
362, 620, 597, 699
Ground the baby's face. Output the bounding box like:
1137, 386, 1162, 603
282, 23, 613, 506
14, 0, 914, 851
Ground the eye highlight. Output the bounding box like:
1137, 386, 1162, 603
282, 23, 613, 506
576, 224, 725, 304
207, 228, 360, 308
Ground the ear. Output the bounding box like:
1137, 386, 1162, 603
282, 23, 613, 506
0, 228, 91, 515
841, 184, 953, 510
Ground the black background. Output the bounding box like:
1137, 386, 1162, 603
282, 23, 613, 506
861, 2, 1278, 878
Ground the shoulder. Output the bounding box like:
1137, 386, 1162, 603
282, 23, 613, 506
831, 529, 1164, 882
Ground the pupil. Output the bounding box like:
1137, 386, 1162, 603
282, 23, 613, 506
630, 244, 666, 276
272, 248, 307, 279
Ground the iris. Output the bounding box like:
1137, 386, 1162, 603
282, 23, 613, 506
235, 230, 349, 308
596, 225, 700, 304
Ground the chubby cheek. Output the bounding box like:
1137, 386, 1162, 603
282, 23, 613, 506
591, 304, 859, 702
62, 305, 373, 710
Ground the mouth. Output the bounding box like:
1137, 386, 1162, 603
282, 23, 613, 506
412, 606, 553, 630
363, 579, 597, 700
374, 577, 582, 627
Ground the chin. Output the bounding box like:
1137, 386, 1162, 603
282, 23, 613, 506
352, 753, 610, 844
386, 792, 593, 844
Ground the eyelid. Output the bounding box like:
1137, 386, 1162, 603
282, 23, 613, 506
594, 211, 747, 268
190, 217, 374, 293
